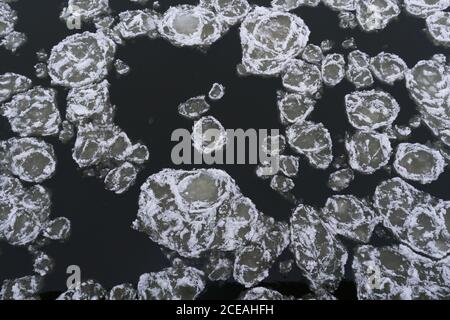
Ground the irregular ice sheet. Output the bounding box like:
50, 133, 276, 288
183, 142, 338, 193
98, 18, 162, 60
355, 0, 400, 32
426, 11, 450, 47
404, 0, 450, 18
0, 73, 32, 104
369, 52, 407, 85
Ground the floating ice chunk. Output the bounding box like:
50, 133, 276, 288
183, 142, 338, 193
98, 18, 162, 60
43, 217, 71, 241
192, 116, 227, 154
0, 2, 17, 39
0, 73, 32, 104
104, 162, 138, 194
341, 37, 357, 50
328, 168, 354, 192
233, 217, 289, 287
322, 0, 355, 11
282, 60, 322, 96
58, 280, 107, 300
393, 143, 445, 184
346, 50, 374, 88
355, 0, 400, 32
48, 32, 116, 88
405, 59, 450, 137
270, 174, 295, 192
1, 31, 26, 53
178, 95, 210, 119
320, 39, 334, 52
1, 138, 56, 183
277, 92, 315, 125
0, 174, 51, 246
138, 266, 205, 300
240, 7, 310, 76
204, 251, 233, 281
404, 0, 450, 18
261, 134, 286, 158
322, 53, 346, 87
345, 90, 400, 131
369, 52, 407, 85
271, 0, 320, 11
59, 121, 75, 144
346, 131, 392, 174
208, 83, 225, 101
34, 63, 48, 79
66, 80, 114, 125
353, 245, 450, 299
241, 287, 293, 300
1, 87, 61, 137
60, 0, 110, 25
0, 275, 42, 300
201, 0, 251, 25
426, 11, 450, 47
116, 10, 159, 39
290, 204, 347, 292
114, 59, 131, 76
158, 5, 224, 48
373, 178, 450, 259
109, 283, 137, 300
32, 251, 54, 276
322, 195, 379, 243
338, 11, 358, 29
279, 259, 294, 274
286, 120, 333, 169
279, 155, 300, 177
301, 44, 323, 65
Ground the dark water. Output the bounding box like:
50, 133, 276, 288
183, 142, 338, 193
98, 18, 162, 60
0, 0, 449, 300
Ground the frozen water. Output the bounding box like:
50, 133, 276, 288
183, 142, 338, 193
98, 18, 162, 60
138, 266, 205, 300
158, 5, 224, 49
0, 73, 32, 104
1, 87, 61, 137
426, 11, 450, 47
104, 162, 138, 194
0, 275, 42, 300
0, 137, 56, 183
34, 63, 48, 79
345, 90, 400, 131
322, 0, 355, 11
346, 50, 374, 88
290, 204, 347, 293
109, 283, 137, 300
322, 195, 379, 243
277, 91, 315, 125
370, 52, 407, 85
373, 178, 450, 259
116, 10, 159, 39
178, 95, 210, 119
60, 0, 110, 25
204, 251, 233, 281
328, 168, 354, 192
394, 143, 445, 184
240, 6, 310, 76
208, 83, 225, 101
241, 287, 293, 300
346, 131, 392, 174
1, 31, 27, 53
282, 59, 322, 96
338, 11, 358, 29
404, 0, 450, 18
58, 280, 107, 300
279, 155, 300, 177
32, 251, 54, 276
301, 44, 323, 65
192, 116, 227, 154
200, 0, 251, 26
114, 59, 131, 76
270, 174, 295, 192
287, 120, 333, 169
48, 31, 116, 88
322, 53, 346, 87
0, 2, 17, 39
353, 245, 450, 299
43, 217, 71, 240
355, 0, 400, 32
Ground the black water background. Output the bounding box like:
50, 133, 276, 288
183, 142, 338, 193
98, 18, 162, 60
0, 0, 449, 299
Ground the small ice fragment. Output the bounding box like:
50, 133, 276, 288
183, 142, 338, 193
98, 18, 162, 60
104, 162, 138, 194
270, 174, 295, 192
57, 280, 107, 300
201, 0, 251, 25
109, 283, 137, 300
346, 50, 374, 89
338, 11, 358, 29
320, 39, 334, 53
43, 217, 71, 241
404, 0, 450, 18
1, 31, 27, 53
279, 259, 294, 274
426, 11, 450, 47
279, 155, 300, 177
301, 44, 323, 65
393, 143, 445, 184
178, 95, 210, 119
59, 121, 75, 144
328, 168, 354, 192
0, 275, 42, 300
192, 116, 227, 154
277, 91, 315, 125
282, 59, 322, 96
114, 59, 131, 76
346, 131, 392, 174
116, 10, 159, 39
34, 63, 48, 79
32, 251, 54, 276
322, 53, 346, 87
287, 120, 333, 169
240, 287, 293, 300
341, 37, 356, 50
208, 83, 225, 101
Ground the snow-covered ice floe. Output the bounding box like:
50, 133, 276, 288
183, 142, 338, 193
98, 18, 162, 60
355, 0, 400, 32
404, 0, 450, 18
